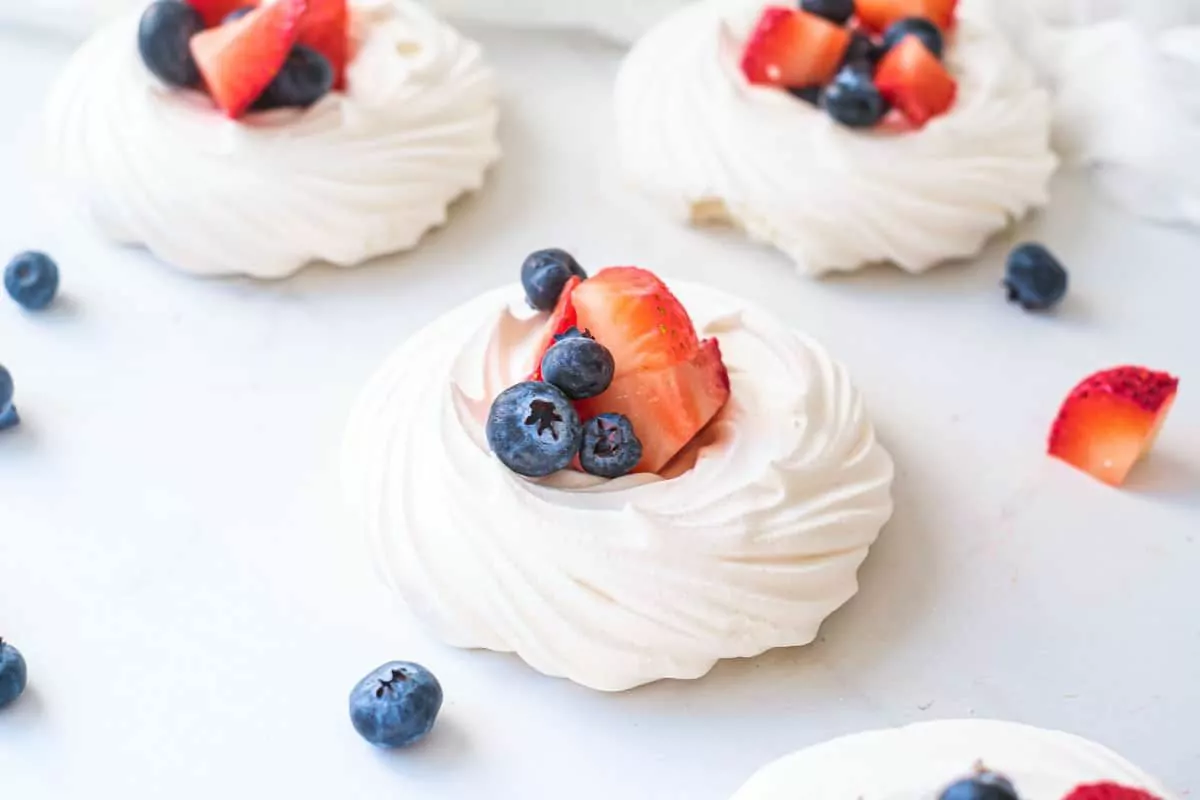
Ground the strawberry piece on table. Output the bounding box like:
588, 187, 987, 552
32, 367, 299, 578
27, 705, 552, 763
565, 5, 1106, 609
187, 0, 253, 28
875, 35, 957, 127
297, 0, 349, 90
1049, 366, 1179, 487
529, 276, 582, 381
191, 0, 307, 118
741, 7, 851, 88
855, 0, 957, 33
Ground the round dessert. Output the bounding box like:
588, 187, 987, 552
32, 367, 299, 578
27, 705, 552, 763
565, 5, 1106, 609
614, 0, 1059, 276
731, 719, 1174, 800
342, 251, 894, 692
44, 0, 500, 279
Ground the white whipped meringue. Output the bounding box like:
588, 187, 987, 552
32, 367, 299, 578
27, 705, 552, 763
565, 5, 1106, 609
614, 0, 1059, 276
341, 282, 894, 692
731, 719, 1175, 800
43, 0, 500, 279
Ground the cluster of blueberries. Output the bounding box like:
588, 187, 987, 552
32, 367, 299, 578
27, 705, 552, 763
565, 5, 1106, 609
1, 251, 61, 432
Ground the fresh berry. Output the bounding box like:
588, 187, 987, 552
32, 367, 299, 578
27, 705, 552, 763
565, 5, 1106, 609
529, 275, 582, 380
5, 252, 60, 311
0, 639, 27, 710
487, 382, 583, 477
186, 0, 249, 27
822, 66, 888, 128
1049, 367, 1179, 487
554, 326, 592, 342
0, 365, 18, 432
254, 45, 333, 109
223, 5, 256, 23
575, 338, 730, 474
138, 1, 205, 89
190, 0, 306, 119
939, 772, 1020, 800
856, 0, 958, 33
800, 0, 855, 25
787, 85, 822, 106
882, 16, 945, 58
541, 337, 615, 400
579, 414, 644, 478
843, 30, 882, 69
296, 0, 349, 90
522, 249, 588, 312
741, 7, 851, 89
875, 34, 957, 126
1004, 243, 1068, 311
349, 662, 442, 748
1062, 783, 1161, 800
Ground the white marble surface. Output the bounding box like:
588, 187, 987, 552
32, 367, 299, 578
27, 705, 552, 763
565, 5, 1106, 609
0, 20, 1197, 800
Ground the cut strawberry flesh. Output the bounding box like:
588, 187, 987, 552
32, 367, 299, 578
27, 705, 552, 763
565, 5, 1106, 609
1048, 366, 1179, 487
855, 0, 958, 33
297, 0, 349, 90
875, 35, 957, 127
187, 0, 252, 28
741, 7, 851, 89
528, 276, 581, 381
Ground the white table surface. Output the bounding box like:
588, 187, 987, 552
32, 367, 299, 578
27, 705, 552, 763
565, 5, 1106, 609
1, 19, 1198, 800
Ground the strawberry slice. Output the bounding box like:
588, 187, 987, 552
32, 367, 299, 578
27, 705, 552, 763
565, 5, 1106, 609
529, 276, 582, 380
1062, 784, 1161, 800
576, 339, 731, 474
856, 0, 957, 33
1049, 366, 1179, 487
297, 0, 349, 90
875, 35, 957, 127
187, 0, 252, 28
190, 0, 306, 119
741, 7, 851, 89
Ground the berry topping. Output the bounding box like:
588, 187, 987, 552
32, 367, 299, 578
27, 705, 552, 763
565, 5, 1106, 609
939, 771, 1020, 800
843, 30, 883, 70
486, 382, 584, 477
522, 248, 588, 312
296, 0, 349, 90
787, 85, 823, 106
741, 7, 851, 89
801, 0, 855, 26
190, 0, 306, 119
882, 16, 945, 59
875, 34, 957, 126
529, 275, 583, 381
138, 1, 205, 89
0, 365, 18, 432
349, 662, 442, 749
856, 0, 958, 34
254, 44, 334, 110
186, 0, 249, 28
5, 251, 60, 311
822, 66, 888, 128
223, 5, 256, 23
554, 326, 592, 342
1004, 243, 1068, 311
1049, 366, 1179, 487
580, 414, 644, 478
1062, 783, 1161, 800
0, 638, 27, 710
541, 336, 615, 400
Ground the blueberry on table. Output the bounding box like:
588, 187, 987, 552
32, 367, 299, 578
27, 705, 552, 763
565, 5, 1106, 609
1004, 242, 1068, 311
541, 337, 615, 400
801, 0, 855, 25
5, 251, 59, 311
0, 365, 17, 432
882, 17, 945, 60
822, 67, 888, 129
521, 249, 588, 312
349, 662, 442, 748
254, 45, 335, 110
0, 639, 27, 710
487, 382, 583, 477
579, 414, 643, 478
939, 772, 1020, 800
138, 0, 205, 89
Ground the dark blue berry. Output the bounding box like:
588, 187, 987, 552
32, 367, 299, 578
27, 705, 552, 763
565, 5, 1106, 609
800, 0, 854, 25
349, 662, 442, 748
137, 0, 205, 89
939, 772, 1020, 800
486, 382, 583, 477
787, 85, 822, 106
521, 249, 587, 312
0, 366, 18, 432
843, 31, 882, 70
223, 5, 255, 23
882, 17, 945, 59
1004, 242, 1068, 311
253, 46, 335, 111
0, 639, 27, 710
5, 251, 60, 311
821, 67, 887, 129
553, 326, 593, 343
579, 414, 643, 479
541, 337, 615, 400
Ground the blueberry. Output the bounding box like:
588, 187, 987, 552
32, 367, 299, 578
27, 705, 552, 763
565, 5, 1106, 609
843, 31, 882, 70
541, 337, 615, 400
137, 0, 204, 89
882, 17, 945, 59
579, 414, 643, 478
939, 772, 1020, 800
521, 249, 587, 312
1004, 242, 1068, 311
787, 85, 822, 106
486, 382, 583, 477
553, 326, 593, 343
5, 251, 60, 311
0, 639, 27, 710
223, 5, 255, 23
349, 662, 442, 748
800, 0, 854, 25
821, 67, 887, 129
0, 365, 18, 432
254, 46, 334, 111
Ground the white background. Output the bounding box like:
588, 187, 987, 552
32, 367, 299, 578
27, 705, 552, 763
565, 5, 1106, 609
1, 18, 1198, 799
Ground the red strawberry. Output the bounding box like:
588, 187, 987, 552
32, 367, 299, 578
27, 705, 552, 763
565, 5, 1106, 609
1049, 366, 1179, 487
855, 0, 957, 33
529, 276, 582, 380
875, 35, 957, 126
1062, 783, 1161, 800
187, 0, 252, 28
190, 0, 306, 119
297, 0, 349, 90
575, 339, 731, 474
741, 7, 851, 89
